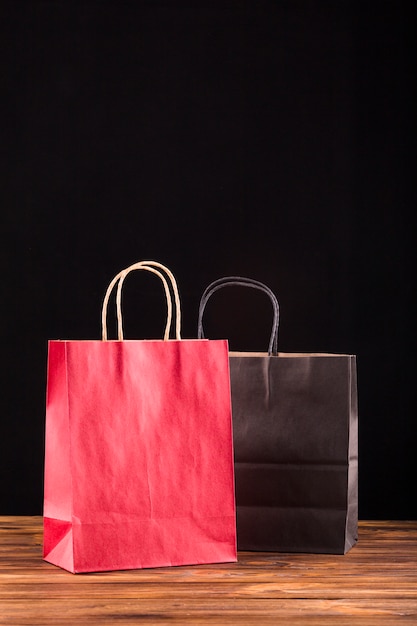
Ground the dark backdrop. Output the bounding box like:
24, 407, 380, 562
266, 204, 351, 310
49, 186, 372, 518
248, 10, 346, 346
1, 0, 415, 518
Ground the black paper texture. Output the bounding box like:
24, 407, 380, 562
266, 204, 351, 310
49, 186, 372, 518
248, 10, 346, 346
231, 353, 358, 554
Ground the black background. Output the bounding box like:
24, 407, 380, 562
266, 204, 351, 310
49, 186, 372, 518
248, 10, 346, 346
1, 0, 415, 518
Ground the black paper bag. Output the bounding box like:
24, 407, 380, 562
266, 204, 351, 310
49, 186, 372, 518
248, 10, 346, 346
198, 277, 358, 554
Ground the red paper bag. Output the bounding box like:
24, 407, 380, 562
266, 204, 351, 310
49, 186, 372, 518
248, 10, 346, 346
43, 261, 237, 573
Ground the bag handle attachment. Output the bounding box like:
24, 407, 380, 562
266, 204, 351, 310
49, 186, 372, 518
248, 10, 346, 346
197, 276, 279, 356
102, 261, 182, 341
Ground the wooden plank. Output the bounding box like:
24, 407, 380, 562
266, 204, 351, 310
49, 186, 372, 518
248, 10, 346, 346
1, 580, 417, 600
1, 599, 416, 626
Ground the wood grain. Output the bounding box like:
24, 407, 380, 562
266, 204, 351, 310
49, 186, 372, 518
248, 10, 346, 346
0, 518, 416, 625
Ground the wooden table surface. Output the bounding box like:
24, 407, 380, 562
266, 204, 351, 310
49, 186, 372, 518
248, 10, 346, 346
0, 517, 416, 625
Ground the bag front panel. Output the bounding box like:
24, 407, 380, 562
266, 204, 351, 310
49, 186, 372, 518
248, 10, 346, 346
229, 353, 358, 553
43, 339, 237, 571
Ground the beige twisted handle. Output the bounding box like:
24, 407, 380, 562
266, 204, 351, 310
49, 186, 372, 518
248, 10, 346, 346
101, 261, 182, 341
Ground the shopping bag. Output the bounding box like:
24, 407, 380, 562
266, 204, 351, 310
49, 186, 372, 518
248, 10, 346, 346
43, 261, 237, 573
198, 276, 358, 554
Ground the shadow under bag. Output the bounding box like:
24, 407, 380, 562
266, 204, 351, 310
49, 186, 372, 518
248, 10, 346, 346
43, 262, 237, 573
198, 277, 358, 554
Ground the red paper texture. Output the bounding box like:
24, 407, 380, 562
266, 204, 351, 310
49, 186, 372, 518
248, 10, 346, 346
43, 339, 237, 573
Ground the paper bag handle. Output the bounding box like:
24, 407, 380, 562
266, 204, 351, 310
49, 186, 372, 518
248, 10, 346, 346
102, 261, 182, 341
102, 263, 172, 341
197, 276, 279, 356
